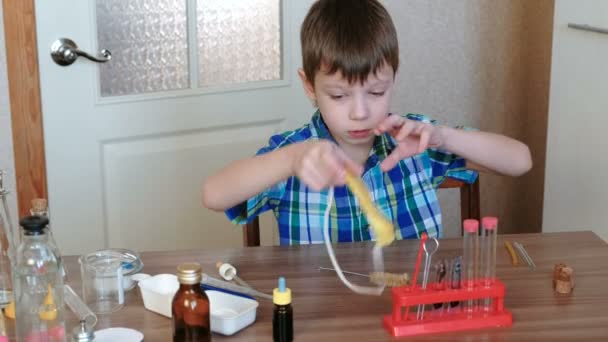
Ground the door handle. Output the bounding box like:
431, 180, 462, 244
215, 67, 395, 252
50, 38, 112, 66
567, 23, 608, 35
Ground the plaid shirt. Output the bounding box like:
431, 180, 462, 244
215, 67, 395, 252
226, 111, 477, 245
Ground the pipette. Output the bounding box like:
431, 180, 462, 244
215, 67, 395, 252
201, 273, 272, 300
216, 261, 252, 288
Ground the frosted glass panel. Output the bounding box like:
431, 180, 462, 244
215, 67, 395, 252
197, 0, 281, 87
96, 0, 189, 97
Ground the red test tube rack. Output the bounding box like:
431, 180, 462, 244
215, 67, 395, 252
383, 279, 512, 337
384, 218, 512, 337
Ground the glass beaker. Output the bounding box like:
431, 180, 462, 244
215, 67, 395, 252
79, 250, 125, 314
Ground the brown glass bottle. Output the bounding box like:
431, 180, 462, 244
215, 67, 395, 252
172, 262, 211, 342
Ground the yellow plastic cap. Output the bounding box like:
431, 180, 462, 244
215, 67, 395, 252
273, 287, 292, 305
273, 277, 292, 305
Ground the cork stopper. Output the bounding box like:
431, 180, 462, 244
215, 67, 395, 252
31, 198, 48, 216
553, 263, 574, 294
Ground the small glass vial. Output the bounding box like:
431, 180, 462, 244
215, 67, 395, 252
480, 217, 498, 312
14, 215, 66, 342
273, 277, 293, 342
463, 219, 479, 314
172, 262, 211, 342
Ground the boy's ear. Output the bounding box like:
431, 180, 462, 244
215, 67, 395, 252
298, 68, 316, 103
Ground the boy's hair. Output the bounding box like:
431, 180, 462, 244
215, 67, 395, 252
301, 0, 399, 85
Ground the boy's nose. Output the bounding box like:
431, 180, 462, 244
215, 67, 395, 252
349, 97, 369, 121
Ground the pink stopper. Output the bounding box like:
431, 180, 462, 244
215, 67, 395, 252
482, 216, 498, 230
463, 219, 479, 233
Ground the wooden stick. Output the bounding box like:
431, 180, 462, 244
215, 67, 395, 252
504, 241, 519, 266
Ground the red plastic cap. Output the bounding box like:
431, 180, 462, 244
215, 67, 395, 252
463, 219, 479, 233
482, 217, 498, 230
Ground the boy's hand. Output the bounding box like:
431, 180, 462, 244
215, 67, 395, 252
374, 115, 444, 172
292, 140, 363, 191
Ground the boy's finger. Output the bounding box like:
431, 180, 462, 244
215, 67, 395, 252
301, 170, 323, 191
418, 129, 431, 153
380, 151, 401, 172
322, 149, 351, 184
376, 115, 403, 133
333, 168, 347, 186
334, 149, 363, 176
396, 121, 416, 141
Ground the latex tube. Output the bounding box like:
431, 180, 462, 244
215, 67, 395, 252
323, 187, 385, 296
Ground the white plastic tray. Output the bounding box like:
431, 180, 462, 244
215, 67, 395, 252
138, 274, 259, 335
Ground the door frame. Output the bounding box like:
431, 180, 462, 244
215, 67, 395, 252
3, 0, 47, 218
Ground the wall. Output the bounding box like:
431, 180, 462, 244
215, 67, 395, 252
543, 0, 608, 242
385, 0, 554, 236
0, 3, 19, 230
0, 1, 555, 242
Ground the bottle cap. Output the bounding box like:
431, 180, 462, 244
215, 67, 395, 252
19, 215, 49, 235
482, 217, 498, 230
72, 320, 95, 342
463, 219, 479, 233
273, 277, 292, 305
177, 262, 202, 284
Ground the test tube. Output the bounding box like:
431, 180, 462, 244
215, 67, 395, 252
480, 217, 498, 312
462, 219, 479, 314
64, 284, 97, 329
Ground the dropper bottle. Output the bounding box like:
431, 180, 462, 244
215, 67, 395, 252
272, 277, 293, 342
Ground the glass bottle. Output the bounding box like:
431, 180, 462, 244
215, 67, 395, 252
172, 262, 211, 342
13, 215, 66, 342
30, 198, 66, 278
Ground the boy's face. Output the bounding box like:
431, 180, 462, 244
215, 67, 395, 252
299, 63, 395, 150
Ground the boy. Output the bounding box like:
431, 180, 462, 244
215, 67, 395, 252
202, 0, 532, 245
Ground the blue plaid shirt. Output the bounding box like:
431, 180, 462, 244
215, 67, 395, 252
226, 111, 477, 245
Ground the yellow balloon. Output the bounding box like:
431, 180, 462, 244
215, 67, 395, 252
344, 171, 395, 247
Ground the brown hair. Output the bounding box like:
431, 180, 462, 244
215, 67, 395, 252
300, 0, 399, 85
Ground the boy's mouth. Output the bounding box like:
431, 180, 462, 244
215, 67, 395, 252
348, 129, 372, 139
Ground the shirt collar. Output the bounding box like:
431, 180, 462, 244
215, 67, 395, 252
310, 111, 397, 172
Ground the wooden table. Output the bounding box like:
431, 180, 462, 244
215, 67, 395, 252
58, 231, 608, 341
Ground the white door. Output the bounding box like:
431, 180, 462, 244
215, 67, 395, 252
543, 0, 608, 240
35, 0, 313, 254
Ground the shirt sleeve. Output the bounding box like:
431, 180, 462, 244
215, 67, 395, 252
224, 134, 289, 224
404, 113, 479, 187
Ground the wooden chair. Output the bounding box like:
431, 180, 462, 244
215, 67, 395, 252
243, 177, 480, 247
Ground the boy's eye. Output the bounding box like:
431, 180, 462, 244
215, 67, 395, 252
330, 94, 344, 100
370, 91, 385, 97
